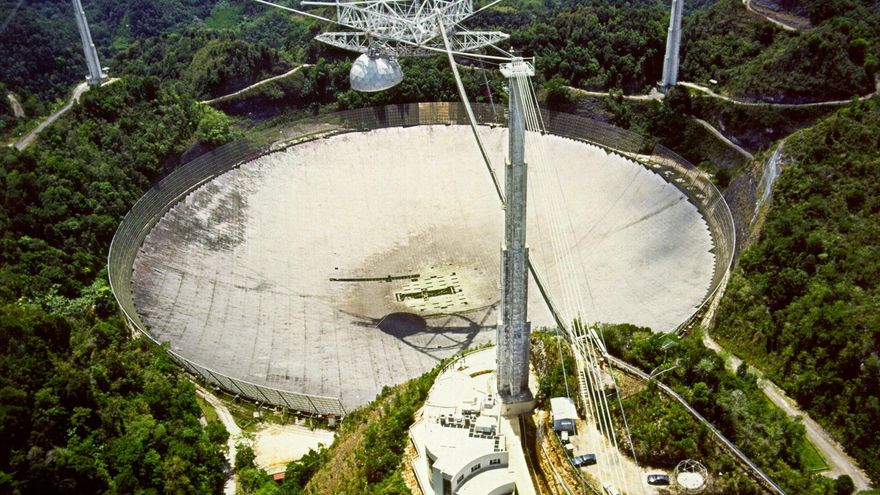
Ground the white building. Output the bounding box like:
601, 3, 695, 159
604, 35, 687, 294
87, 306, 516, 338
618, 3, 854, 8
409, 348, 536, 495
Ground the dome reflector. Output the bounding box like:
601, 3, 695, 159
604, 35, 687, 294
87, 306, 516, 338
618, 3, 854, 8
350, 54, 403, 92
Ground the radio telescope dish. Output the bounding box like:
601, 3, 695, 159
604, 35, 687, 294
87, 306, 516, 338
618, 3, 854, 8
350, 53, 404, 92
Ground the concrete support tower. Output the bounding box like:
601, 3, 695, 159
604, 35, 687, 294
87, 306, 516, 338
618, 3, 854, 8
497, 59, 535, 411
662, 0, 684, 88
72, 0, 106, 86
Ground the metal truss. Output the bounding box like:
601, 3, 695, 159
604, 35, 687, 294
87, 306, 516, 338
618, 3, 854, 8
256, 0, 508, 59
316, 30, 508, 56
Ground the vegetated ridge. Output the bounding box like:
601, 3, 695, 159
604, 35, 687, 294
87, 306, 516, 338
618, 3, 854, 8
713, 97, 880, 485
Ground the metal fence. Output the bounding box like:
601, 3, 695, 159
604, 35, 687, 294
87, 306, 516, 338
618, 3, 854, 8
649, 144, 736, 333
108, 101, 735, 416
107, 139, 348, 417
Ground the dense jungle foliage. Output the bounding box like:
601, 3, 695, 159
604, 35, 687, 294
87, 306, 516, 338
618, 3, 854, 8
602, 324, 844, 494
680, 0, 879, 102
0, 77, 237, 492
3, 0, 878, 112
713, 97, 880, 484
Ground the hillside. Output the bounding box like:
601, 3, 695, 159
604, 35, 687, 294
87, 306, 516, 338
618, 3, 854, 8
232, 363, 443, 495
682, 0, 879, 103
713, 97, 880, 483
0, 78, 238, 492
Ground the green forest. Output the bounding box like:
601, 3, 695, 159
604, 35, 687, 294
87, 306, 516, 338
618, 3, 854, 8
0, 77, 237, 492
602, 324, 847, 494
713, 97, 880, 483
1, 0, 879, 492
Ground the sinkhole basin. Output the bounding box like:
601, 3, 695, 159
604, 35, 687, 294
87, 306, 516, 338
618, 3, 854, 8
130, 125, 715, 410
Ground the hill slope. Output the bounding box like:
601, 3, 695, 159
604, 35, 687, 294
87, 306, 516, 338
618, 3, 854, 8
713, 97, 880, 483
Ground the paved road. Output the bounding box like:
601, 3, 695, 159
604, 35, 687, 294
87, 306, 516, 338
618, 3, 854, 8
195, 385, 241, 495
742, 0, 799, 32
14, 82, 90, 150
702, 334, 873, 491
6, 92, 24, 117
202, 64, 312, 105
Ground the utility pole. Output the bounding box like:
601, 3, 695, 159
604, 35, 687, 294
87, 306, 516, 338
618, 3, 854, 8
662, 0, 684, 88
71, 0, 106, 86
497, 58, 535, 414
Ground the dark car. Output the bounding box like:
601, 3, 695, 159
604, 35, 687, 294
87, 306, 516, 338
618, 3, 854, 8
647, 473, 670, 485
571, 454, 597, 467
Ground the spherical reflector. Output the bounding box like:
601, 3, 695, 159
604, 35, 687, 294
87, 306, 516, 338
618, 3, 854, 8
350, 54, 403, 92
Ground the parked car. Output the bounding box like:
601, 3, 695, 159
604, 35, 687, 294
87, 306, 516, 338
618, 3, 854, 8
647, 473, 670, 485
570, 454, 597, 467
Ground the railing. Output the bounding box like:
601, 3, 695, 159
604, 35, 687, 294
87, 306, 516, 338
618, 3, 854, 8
648, 144, 736, 333
107, 139, 347, 417
107, 102, 736, 416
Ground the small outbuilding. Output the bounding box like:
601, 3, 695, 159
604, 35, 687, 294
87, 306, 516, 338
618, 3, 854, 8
550, 397, 577, 433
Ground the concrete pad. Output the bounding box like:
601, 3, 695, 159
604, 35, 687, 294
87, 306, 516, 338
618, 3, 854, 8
253, 423, 334, 475
131, 125, 714, 410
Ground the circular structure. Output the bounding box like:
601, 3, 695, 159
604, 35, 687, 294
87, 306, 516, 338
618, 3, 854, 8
675, 459, 709, 493
129, 124, 716, 411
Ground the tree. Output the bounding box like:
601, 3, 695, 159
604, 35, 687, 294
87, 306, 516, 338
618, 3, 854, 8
834, 474, 854, 495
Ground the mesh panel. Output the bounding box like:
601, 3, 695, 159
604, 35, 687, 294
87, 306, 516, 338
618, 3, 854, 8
108, 102, 734, 415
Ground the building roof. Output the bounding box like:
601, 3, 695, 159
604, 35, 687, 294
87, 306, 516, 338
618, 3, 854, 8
550, 397, 577, 420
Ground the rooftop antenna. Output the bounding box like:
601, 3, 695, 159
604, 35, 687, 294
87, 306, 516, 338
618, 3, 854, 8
662, 0, 684, 88
254, 0, 536, 412
71, 0, 107, 86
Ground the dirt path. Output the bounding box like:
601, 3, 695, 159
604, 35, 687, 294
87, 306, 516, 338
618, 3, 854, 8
195, 385, 241, 495
202, 64, 312, 105
6, 92, 24, 118
679, 80, 879, 108
691, 117, 755, 160
742, 0, 799, 31
701, 333, 873, 491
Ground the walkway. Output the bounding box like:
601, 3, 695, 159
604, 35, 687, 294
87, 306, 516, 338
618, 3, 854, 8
702, 333, 873, 491
6, 92, 24, 117
678, 80, 880, 108
202, 64, 312, 105
566, 85, 663, 102
195, 385, 241, 495
691, 117, 754, 160
742, 0, 799, 32
567, 85, 755, 160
